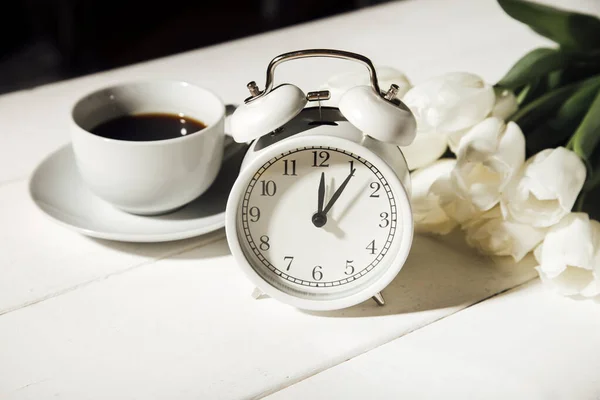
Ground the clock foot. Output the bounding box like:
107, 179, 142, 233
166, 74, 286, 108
372, 292, 385, 306
251, 287, 269, 300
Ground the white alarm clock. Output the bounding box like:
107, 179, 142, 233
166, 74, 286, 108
226, 49, 417, 311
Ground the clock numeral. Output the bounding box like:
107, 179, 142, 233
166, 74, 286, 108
312, 151, 330, 167
249, 207, 261, 222
345, 260, 355, 275
259, 235, 270, 251
283, 159, 297, 176
348, 160, 356, 176
366, 240, 378, 255
369, 182, 381, 198
260, 180, 277, 196
379, 212, 389, 228
284, 256, 294, 271
312, 265, 323, 281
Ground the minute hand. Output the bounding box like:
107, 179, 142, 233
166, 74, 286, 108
322, 169, 356, 215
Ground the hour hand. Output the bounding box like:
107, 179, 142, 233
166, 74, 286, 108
313, 172, 327, 228
317, 172, 325, 214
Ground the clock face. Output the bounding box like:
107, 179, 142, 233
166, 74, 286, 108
236, 145, 404, 300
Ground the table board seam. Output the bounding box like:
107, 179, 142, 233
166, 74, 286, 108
0, 231, 226, 317
255, 276, 539, 399
0, 176, 26, 189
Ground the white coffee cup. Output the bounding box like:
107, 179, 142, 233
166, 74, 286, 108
70, 80, 225, 215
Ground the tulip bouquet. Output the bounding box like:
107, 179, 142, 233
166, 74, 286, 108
323, 0, 600, 298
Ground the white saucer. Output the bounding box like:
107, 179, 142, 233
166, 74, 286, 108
29, 142, 247, 242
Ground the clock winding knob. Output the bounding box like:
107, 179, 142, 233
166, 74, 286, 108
384, 84, 399, 101
247, 81, 261, 97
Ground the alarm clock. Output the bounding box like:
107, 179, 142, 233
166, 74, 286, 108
226, 49, 417, 311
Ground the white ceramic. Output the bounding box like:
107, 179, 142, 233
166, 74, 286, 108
29, 142, 246, 242
338, 85, 417, 146
70, 80, 225, 215
226, 127, 413, 311
230, 84, 307, 143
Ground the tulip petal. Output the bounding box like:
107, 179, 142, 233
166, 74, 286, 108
401, 129, 448, 170
403, 72, 495, 133
411, 159, 458, 234
539, 213, 595, 270
501, 147, 586, 227
463, 206, 545, 261
580, 279, 600, 298
447, 127, 470, 154
491, 87, 518, 120
534, 213, 600, 298
536, 266, 596, 296
452, 118, 525, 211
432, 177, 480, 224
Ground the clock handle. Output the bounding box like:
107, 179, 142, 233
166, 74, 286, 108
244, 49, 395, 104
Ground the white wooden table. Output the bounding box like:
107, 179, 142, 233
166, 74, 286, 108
1, 0, 600, 398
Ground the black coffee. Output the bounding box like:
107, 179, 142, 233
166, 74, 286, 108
91, 113, 207, 141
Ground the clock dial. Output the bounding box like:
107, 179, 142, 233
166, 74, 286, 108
238, 146, 401, 298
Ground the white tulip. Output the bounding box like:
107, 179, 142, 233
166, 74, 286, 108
431, 176, 480, 224
447, 127, 470, 154
534, 213, 600, 297
491, 87, 518, 120
501, 147, 586, 227
447, 88, 518, 153
401, 129, 448, 170
322, 66, 411, 106
403, 72, 495, 133
463, 206, 546, 262
410, 159, 458, 234
451, 117, 525, 211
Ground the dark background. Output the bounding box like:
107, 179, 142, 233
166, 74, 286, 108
0, 0, 392, 94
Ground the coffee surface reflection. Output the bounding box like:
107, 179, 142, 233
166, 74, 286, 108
91, 113, 207, 141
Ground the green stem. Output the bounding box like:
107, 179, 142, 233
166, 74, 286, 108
524, 81, 600, 154
567, 88, 600, 162
574, 190, 587, 212
566, 135, 575, 150
584, 169, 600, 190
510, 74, 600, 123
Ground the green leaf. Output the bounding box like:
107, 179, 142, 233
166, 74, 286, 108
574, 190, 587, 212
497, 48, 571, 89
568, 89, 600, 162
516, 84, 532, 105
526, 82, 600, 153
510, 80, 582, 132
497, 0, 600, 50
584, 166, 600, 191
560, 61, 600, 86
512, 74, 600, 127
519, 77, 549, 106
547, 69, 563, 91
578, 187, 600, 219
